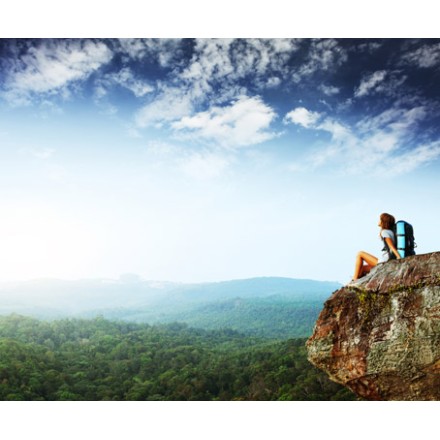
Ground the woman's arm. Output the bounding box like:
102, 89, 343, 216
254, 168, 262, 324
385, 237, 401, 259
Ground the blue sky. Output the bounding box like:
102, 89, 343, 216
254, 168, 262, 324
0, 38, 439, 283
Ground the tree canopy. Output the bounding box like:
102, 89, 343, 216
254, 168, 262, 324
0, 315, 355, 401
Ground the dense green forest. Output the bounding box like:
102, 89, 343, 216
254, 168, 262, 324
95, 296, 326, 339
0, 315, 355, 401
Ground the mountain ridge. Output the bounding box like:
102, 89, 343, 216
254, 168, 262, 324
0, 276, 341, 338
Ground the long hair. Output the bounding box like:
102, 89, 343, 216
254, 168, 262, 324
380, 213, 396, 230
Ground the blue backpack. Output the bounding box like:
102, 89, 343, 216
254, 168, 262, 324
395, 220, 416, 258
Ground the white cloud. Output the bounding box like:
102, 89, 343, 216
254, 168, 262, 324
118, 38, 185, 67
318, 118, 352, 141
356, 42, 383, 53
283, 107, 322, 128
385, 141, 440, 174
284, 106, 353, 146
285, 104, 438, 176
230, 38, 300, 80
266, 77, 282, 88
135, 86, 194, 128
94, 67, 154, 116
105, 67, 154, 97
402, 43, 440, 68
2, 40, 113, 105
356, 106, 426, 133
133, 38, 298, 135
175, 38, 301, 105
354, 69, 408, 100
181, 39, 235, 87
171, 96, 277, 148
117, 39, 148, 60
319, 84, 340, 96
184, 38, 300, 84
354, 70, 387, 97
293, 39, 348, 82
130, 39, 301, 135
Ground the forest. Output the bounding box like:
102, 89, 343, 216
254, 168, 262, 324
0, 314, 355, 401
92, 296, 327, 339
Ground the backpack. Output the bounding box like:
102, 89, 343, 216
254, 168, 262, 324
394, 220, 417, 258
395, 220, 416, 258
382, 220, 416, 259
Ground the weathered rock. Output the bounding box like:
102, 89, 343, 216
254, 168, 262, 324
306, 252, 440, 400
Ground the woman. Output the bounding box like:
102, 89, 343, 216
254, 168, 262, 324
352, 213, 401, 281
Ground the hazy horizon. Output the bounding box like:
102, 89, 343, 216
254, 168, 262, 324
1, 38, 440, 285
0, 273, 343, 286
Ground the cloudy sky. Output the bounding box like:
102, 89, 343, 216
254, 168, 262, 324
0, 38, 439, 284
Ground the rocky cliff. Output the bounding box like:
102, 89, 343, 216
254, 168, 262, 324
306, 252, 440, 400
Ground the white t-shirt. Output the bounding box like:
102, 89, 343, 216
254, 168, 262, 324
379, 229, 395, 263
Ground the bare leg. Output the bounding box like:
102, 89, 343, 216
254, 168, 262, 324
353, 251, 379, 280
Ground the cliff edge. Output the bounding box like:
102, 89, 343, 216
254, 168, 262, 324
306, 252, 440, 400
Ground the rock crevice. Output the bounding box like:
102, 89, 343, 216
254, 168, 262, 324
306, 252, 440, 400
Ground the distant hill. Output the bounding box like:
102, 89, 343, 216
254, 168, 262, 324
163, 277, 341, 304
0, 276, 341, 338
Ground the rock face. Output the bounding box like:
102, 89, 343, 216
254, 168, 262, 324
306, 252, 440, 400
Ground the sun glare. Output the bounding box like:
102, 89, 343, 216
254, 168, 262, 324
0, 203, 95, 282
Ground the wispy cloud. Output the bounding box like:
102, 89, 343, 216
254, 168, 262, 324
354, 70, 407, 99
120, 39, 302, 148
384, 141, 440, 174
292, 39, 348, 83
117, 38, 185, 67
319, 84, 340, 96
1, 39, 113, 105
1, 39, 439, 178
354, 70, 387, 97
401, 42, 440, 68
93, 66, 154, 116
100, 67, 154, 98
135, 86, 194, 128
133, 38, 301, 133
284, 103, 439, 176
355, 41, 383, 54
132, 39, 300, 150
180, 38, 301, 91
179, 39, 235, 93
355, 105, 426, 135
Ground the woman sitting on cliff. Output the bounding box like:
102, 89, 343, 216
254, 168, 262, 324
352, 213, 401, 281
